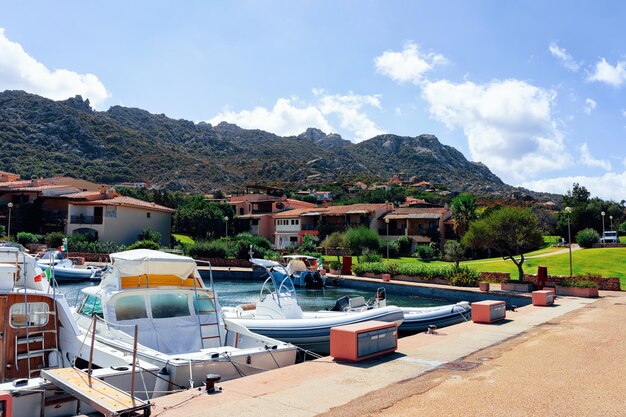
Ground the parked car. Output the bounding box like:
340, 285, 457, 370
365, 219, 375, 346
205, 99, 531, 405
601, 231, 619, 243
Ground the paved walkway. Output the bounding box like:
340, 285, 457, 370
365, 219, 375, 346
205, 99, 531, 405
150, 290, 623, 416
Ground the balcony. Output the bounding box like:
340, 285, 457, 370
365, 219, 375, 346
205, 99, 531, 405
70, 215, 103, 225
301, 224, 318, 231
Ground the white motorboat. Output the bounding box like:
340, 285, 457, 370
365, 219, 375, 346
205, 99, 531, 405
283, 255, 326, 289
222, 259, 405, 354
37, 250, 100, 281
330, 287, 471, 333
0, 245, 159, 417
72, 249, 298, 389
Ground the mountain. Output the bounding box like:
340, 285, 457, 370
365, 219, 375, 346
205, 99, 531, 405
0, 90, 549, 199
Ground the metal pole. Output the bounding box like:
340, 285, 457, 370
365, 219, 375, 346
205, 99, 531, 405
88, 314, 97, 387
7, 205, 12, 239
567, 215, 572, 277
131, 324, 138, 403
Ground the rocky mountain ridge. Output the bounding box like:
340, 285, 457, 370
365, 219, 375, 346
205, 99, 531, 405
0, 90, 553, 200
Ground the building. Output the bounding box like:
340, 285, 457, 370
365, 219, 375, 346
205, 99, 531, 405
66, 196, 174, 245
229, 194, 316, 242
273, 203, 392, 249
381, 207, 453, 250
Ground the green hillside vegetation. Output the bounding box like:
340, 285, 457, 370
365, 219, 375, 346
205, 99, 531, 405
0, 90, 553, 198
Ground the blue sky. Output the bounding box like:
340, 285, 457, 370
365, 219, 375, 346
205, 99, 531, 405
1, 1, 625, 200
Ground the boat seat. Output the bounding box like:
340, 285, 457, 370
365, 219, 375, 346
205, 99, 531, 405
348, 296, 366, 310
240, 304, 256, 311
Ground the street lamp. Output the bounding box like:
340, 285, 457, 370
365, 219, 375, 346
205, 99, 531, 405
224, 216, 229, 238
384, 218, 390, 259
6, 202, 13, 240
565, 206, 572, 277
610, 215, 613, 230
601, 211, 605, 242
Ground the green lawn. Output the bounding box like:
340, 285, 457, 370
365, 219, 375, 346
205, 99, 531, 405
173, 234, 195, 245
375, 247, 626, 289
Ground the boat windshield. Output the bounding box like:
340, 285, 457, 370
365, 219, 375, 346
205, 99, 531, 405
259, 265, 298, 306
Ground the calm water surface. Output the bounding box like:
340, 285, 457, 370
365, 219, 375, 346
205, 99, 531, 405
59, 279, 448, 310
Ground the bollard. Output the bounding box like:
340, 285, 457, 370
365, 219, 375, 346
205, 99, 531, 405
537, 266, 547, 289
205, 374, 221, 394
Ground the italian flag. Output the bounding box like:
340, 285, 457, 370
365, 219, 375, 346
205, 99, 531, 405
44, 267, 53, 280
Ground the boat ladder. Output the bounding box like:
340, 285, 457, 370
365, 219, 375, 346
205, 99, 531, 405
41, 367, 150, 417
194, 293, 222, 349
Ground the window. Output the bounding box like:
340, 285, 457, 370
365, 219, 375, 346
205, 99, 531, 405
239, 208, 244, 215
10, 302, 49, 328
193, 293, 215, 315
150, 293, 190, 319
78, 295, 103, 318
290, 236, 298, 243
147, 212, 151, 218
115, 295, 148, 320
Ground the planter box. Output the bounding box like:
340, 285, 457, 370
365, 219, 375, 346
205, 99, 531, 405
479, 282, 490, 292
501, 282, 533, 292
329, 269, 341, 275
556, 286, 599, 298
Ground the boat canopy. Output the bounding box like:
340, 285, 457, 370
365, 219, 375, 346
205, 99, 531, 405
110, 249, 197, 278
100, 249, 203, 290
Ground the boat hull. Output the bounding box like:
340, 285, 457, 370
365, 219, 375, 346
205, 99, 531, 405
399, 303, 471, 333
226, 306, 405, 354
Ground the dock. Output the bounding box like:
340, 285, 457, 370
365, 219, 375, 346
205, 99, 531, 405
150, 288, 626, 416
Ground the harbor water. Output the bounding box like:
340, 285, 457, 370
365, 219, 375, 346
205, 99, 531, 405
58, 278, 451, 310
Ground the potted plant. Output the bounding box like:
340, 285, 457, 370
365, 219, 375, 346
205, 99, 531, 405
479, 281, 490, 292
556, 279, 599, 298
329, 260, 342, 275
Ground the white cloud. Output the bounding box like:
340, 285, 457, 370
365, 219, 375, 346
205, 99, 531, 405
208, 91, 384, 141
421, 78, 570, 182
579, 143, 611, 170
520, 172, 626, 201
548, 42, 580, 72
374, 41, 446, 85
583, 98, 597, 114
588, 58, 626, 88
0, 28, 109, 108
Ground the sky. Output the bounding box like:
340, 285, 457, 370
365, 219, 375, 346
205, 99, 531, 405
1, 1, 625, 201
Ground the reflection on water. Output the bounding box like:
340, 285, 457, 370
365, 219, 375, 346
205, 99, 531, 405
58, 279, 448, 310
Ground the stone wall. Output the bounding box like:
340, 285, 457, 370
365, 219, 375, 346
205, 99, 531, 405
69, 252, 111, 262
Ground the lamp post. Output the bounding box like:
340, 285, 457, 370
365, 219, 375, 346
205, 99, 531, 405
7, 202, 13, 240
601, 211, 605, 242
565, 206, 572, 277
385, 218, 390, 259
224, 216, 229, 238
610, 215, 613, 230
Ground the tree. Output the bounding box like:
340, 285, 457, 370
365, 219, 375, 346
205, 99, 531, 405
450, 193, 478, 236
344, 227, 380, 257
138, 228, 161, 244
320, 232, 348, 262
462, 207, 543, 280
444, 240, 465, 269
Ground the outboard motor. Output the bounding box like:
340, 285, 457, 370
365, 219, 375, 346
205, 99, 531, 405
330, 296, 350, 312
375, 287, 387, 307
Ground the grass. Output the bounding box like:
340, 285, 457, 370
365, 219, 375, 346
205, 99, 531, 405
173, 234, 195, 245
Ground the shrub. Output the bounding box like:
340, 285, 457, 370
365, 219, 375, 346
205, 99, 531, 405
561, 279, 599, 288
0, 225, 5, 238
344, 227, 380, 256
137, 228, 162, 243
448, 267, 480, 287
67, 235, 124, 253
576, 228, 600, 248
16, 232, 43, 245
45, 232, 66, 249
397, 235, 411, 256
329, 260, 342, 270
188, 240, 228, 259
352, 262, 388, 276
379, 239, 400, 258
361, 249, 382, 263
444, 240, 464, 267
415, 244, 438, 260
127, 240, 161, 250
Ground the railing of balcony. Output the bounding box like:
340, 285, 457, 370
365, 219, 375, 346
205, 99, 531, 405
70, 215, 103, 225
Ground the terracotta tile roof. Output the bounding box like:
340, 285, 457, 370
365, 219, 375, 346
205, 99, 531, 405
62, 191, 104, 199
273, 208, 325, 218
273, 203, 389, 218
72, 196, 175, 213
10, 184, 69, 192
0, 180, 32, 188
229, 194, 281, 203
384, 207, 451, 220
